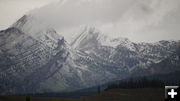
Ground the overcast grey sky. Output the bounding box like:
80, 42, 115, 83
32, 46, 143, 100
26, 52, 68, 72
0, 0, 180, 42
0, 0, 57, 29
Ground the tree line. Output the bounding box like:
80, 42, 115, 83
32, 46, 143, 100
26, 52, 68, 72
105, 77, 165, 91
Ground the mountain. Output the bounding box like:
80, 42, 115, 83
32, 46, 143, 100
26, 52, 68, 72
0, 15, 129, 94
12, 15, 62, 49
0, 14, 180, 95
71, 26, 131, 51
0, 15, 69, 94
133, 47, 180, 76
71, 26, 180, 73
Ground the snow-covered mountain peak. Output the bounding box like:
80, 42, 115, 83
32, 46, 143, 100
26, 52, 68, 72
98, 35, 133, 48
1, 14, 180, 94
12, 15, 47, 35
71, 26, 101, 49
78, 26, 102, 41
12, 14, 63, 48
84, 26, 100, 35
71, 26, 134, 49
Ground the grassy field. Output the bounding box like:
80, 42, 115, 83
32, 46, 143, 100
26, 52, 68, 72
0, 88, 164, 101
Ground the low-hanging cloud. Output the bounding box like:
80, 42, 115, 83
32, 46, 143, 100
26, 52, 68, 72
21, 0, 180, 42
0, 0, 58, 30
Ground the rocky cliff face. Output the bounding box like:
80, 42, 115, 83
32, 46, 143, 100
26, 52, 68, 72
71, 26, 180, 73
0, 15, 71, 94
0, 15, 127, 94
0, 15, 179, 95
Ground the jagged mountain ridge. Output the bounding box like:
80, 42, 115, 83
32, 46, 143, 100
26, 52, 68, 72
0, 15, 76, 94
71, 26, 180, 72
12, 15, 62, 49
0, 25, 70, 94
0, 14, 180, 94
132, 47, 180, 76
0, 15, 128, 94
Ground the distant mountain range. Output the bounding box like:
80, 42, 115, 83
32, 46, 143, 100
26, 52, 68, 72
0, 14, 180, 94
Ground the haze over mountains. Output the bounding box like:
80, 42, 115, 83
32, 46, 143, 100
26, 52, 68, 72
0, 14, 180, 94
0, 0, 180, 95
27, 0, 180, 42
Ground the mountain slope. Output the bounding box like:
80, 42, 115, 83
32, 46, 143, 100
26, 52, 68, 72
132, 47, 180, 76
0, 15, 129, 94
12, 15, 62, 49
71, 26, 180, 73
0, 15, 70, 94
0, 15, 180, 95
